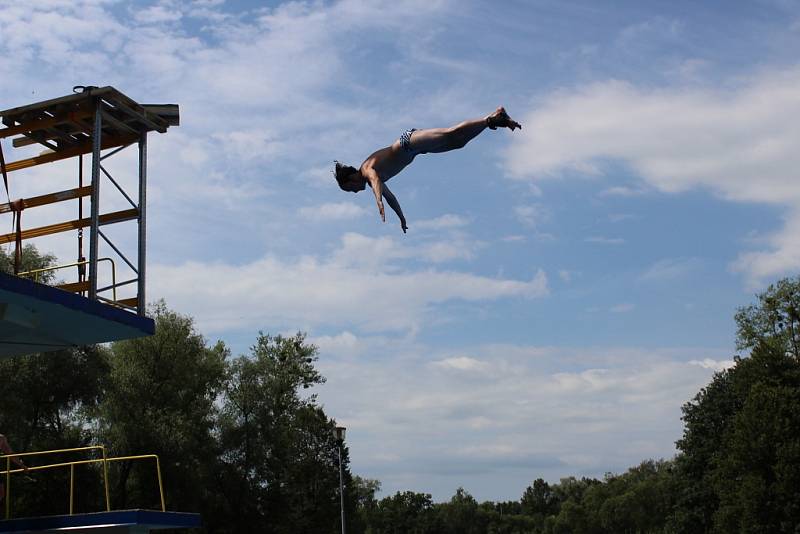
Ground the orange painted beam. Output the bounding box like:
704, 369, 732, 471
1, 134, 138, 173
0, 208, 139, 244
0, 185, 93, 214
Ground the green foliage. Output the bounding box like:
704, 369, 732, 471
94, 301, 227, 513
437, 487, 485, 534
0, 346, 108, 517
712, 380, 800, 532
735, 276, 800, 358
212, 332, 353, 534
521, 478, 557, 518
366, 490, 441, 534
0, 244, 57, 281
675, 276, 800, 533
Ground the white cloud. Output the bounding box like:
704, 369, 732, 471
432, 356, 490, 373
414, 214, 470, 230
689, 358, 735, 372
133, 4, 183, 24
150, 234, 549, 335
514, 204, 549, 228
318, 341, 731, 499
599, 186, 646, 197
639, 257, 702, 282
505, 67, 800, 286
299, 202, 366, 221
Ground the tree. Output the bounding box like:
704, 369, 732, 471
675, 340, 800, 532
0, 346, 109, 517
711, 347, 800, 532
673, 277, 800, 532
735, 276, 800, 359
370, 491, 440, 534
215, 332, 354, 534
521, 478, 557, 518
437, 487, 485, 534
93, 301, 227, 514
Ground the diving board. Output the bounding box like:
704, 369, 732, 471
0, 510, 200, 533
0, 271, 154, 357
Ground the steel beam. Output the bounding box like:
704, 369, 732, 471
137, 132, 147, 315
89, 99, 102, 300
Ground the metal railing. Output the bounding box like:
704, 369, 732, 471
18, 257, 118, 301
0, 445, 165, 520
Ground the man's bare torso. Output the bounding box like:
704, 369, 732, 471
359, 141, 414, 182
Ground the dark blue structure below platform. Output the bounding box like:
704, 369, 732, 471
0, 510, 200, 533
0, 272, 155, 358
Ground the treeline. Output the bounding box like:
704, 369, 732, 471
2, 246, 800, 533
356, 277, 800, 533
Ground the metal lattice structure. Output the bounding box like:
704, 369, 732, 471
0, 87, 178, 356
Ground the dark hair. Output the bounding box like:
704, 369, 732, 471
333, 161, 358, 189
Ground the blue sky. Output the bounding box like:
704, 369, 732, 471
2, 0, 800, 501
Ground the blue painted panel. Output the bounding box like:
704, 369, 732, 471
0, 272, 155, 357
0, 509, 201, 532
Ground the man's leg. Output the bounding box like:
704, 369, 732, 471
408, 107, 520, 154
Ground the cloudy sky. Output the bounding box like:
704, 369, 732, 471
2, 0, 799, 501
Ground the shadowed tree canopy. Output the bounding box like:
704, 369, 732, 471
674, 276, 800, 533
212, 332, 357, 534
93, 301, 228, 512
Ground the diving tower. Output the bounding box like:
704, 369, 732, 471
0, 87, 179, 357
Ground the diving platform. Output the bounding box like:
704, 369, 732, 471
0, 510, 200, 533
0, 86, 178, 356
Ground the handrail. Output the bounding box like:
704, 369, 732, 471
0, 447, 165, 519
18, 257, 118, 301
1, 445, 108, 520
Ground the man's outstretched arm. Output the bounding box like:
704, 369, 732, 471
382, 184, 408, 233
362, 166, 385, 222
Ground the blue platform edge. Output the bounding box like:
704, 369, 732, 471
0, 510, 201, 532
0, 272, 155, 336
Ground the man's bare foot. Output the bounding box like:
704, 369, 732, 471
487, 107, 522, 131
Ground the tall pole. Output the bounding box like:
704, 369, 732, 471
137, 131, 147, 315
88, 98, 102, 300
338, 444, 346, 534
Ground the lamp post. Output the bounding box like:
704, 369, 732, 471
333, 426, 346, 534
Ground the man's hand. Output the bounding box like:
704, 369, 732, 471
401, 220, 408, 233
377, 196, 385, 222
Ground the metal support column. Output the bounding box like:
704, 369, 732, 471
88, 98, 103, 300
338, 445, 346, 534
137, 132, 147, 314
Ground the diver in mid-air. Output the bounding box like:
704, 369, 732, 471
334, 107, 522, 233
